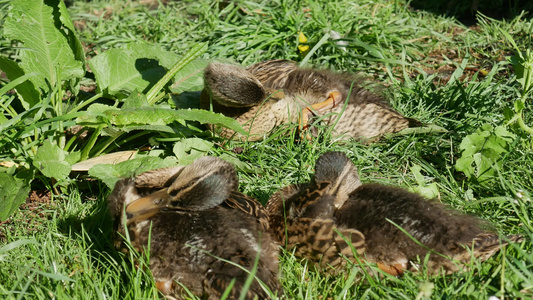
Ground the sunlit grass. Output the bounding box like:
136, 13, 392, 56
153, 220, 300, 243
1, 0, 532, 299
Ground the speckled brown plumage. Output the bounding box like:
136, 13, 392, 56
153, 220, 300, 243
201, 60, 420, 142
107, 157, 280, 299
267, 151, 523, 276
266, 153, 365, 271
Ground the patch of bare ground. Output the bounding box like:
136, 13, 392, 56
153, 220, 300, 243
0, 190, 55, 242
407, 46, 512, 86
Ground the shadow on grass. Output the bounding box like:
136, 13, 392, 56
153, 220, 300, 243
410, 0, 533, 26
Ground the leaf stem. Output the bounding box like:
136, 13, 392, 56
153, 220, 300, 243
516, 113, 533, 135
71, 92, 104, 114
146, 43, 208, 105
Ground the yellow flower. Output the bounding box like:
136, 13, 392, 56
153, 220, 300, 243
298, 31, 309, 54
298, 31, 308, 43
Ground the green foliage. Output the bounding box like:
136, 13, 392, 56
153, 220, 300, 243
501, 26, 533, 135
456, 125, 516, 185
173, 137, 213, 165
408, 164, 440, 199
0, 56, 40, 109
0, 0, 243, 220
0, 172, 31, 221
1, 0, 532, 298
89, 42, 183, 98
88, 156, 179, 188
98, 107, 245, 134
32, 140, 80, 181
4, 0, 84, 94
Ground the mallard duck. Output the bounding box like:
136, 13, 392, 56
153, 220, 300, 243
107, 157, 280, 299
201, 60, 420, 142
266, 151, 523, 276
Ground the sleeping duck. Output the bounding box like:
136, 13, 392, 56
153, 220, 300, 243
266, 151, 523, 276
107, 157, 280, 299
202, 60, 420, 142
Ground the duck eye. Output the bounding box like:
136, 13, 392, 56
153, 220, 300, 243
154, 198, 163, 205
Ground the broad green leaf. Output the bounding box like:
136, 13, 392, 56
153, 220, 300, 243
89, 156, 179, 188
65, 151, 81, 165
119, 125, 176, 134
77, 104, 246, 135
146, 43, 207, 104
169, 58, 209, 94
104, 108, 247, 135
4, 0, 84, 93
76, 103, 114, 127
55, 0, 86, 68
122, 91, 150, 109
0, 56, 40, 108
455, 155, 475, 179
0, 173, 31, 222
32, 140, 71, 180
173, 138, 213, 164
89, 42, 179, 98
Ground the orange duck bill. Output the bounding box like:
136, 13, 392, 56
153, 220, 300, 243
125, 189, 171, 223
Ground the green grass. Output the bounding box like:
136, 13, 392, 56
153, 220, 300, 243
1, 0, 532, 299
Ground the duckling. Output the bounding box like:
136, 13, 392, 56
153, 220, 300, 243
107, 157, 280, 299
267, 152, 523, 276
201, 60, 421, 142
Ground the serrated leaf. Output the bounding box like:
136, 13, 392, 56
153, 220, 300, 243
32, 140, 71, 180
0, 173, 31, 222
103, 107, 247, 135
75, 103, 115, 126
119, 125, 176, 134
89, 42, 179, 98
169, 58, 209, 94
89, 156, 178, 188
493, 125, 516, 141
455, 124, 515, 185
122, 91, 150, 109
0, 56, 40, 109
173, 138, 213, 164
4, 0, 84, 93
55, 0, 85, 66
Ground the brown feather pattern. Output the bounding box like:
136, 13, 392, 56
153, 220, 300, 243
202, 60, 420, 141
266, 151, 523, 276
107, 157, 280, 299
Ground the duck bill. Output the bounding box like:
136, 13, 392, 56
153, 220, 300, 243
126, 189, 170, 218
